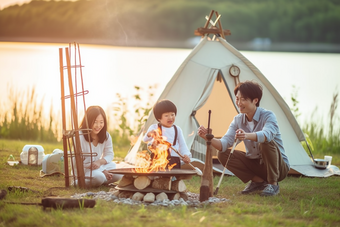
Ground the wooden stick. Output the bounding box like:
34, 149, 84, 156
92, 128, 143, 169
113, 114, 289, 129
59, 48, 69, 187
200, 110, 214, 202
214, 139, 239, 195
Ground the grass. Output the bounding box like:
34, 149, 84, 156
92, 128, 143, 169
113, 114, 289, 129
1, 139, 340, 227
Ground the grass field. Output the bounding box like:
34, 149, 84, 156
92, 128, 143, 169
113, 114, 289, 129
0, 139, 340, 227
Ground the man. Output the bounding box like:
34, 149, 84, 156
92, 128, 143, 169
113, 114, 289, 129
198, 80, 290, 196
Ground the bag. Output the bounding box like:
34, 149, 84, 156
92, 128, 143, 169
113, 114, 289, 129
40, 149, 64, 177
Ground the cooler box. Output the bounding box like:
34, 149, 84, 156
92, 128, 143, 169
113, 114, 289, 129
20, 145, 45, 165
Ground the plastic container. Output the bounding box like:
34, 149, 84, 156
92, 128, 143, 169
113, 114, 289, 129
20, 145, 45, 165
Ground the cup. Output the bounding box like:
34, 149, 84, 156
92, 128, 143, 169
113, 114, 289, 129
324, 156, 332, 166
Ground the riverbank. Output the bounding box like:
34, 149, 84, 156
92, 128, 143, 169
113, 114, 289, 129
1, 36, 340, 53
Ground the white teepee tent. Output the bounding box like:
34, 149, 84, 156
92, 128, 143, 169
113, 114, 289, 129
124, 12, 339, 177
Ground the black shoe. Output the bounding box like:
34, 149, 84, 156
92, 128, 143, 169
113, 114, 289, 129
260, 184, 280, 196
241, 181, 267, 194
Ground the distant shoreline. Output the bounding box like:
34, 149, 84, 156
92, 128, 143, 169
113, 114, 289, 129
1, 37, 340, 53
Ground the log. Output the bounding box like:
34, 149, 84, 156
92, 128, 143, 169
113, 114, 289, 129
151, 177, 172, 191
171, 180, 186, 192
168, 192, 180, 201
132, 192, 145, 201
118, 175, 134, 187
134, 176, 151, 190
118, 191, 134, 199
41, 197, 95, 209
143, 193, 155, 203
156, 192, 168, 202
180, 192, 188, 201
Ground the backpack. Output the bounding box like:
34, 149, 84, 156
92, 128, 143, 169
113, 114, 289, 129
40, 149, 64, 177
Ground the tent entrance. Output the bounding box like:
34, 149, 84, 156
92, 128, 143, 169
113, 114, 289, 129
190, 71, 245, 161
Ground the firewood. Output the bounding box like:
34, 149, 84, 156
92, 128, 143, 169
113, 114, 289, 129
156, 192, 168, 202
118, 191, 134, 199
151, 177, 172, 191
134, 176, 152, 190
180, 192, 188, 201
143, 192, 155, 203
168, 192, 180, 201
132, 192, 145, 201
171, 180, 186, 192
118, 175, 134, 187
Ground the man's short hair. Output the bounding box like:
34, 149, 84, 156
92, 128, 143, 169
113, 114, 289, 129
234, 81, 263, 107
153, 99, 177, 121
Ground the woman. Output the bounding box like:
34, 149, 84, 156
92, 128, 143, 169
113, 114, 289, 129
77, 105, 122, 187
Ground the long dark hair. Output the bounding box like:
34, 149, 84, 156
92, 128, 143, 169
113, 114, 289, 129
80, 106, 108, 143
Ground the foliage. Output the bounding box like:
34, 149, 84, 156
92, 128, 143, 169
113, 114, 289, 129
109, 84, 157, 148
0, 140, 340, 227
0, 86, 58, 142
290, 87, 340, 155
0, 0, 340, 46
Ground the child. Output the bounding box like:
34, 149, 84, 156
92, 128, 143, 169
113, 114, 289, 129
78, 106, 122, 187
143, 99, 192, 169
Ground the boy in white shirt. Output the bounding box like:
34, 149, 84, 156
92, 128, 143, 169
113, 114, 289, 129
143, 99, 192, 169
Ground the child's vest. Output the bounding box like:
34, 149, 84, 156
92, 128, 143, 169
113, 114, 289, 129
157, 123, 181, 169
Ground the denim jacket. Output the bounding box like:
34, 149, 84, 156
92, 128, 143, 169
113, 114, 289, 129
220, 107, 290, 168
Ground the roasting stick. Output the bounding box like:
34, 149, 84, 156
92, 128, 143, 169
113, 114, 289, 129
214, 138, 239, 195
168, 146, 203, 176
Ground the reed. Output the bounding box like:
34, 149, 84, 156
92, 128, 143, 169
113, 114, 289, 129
0, 86, 58, 142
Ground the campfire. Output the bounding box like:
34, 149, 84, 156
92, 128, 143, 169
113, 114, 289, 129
108, 128, 197, 203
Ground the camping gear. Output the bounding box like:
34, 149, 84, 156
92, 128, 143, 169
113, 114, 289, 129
200, 110, 214, 202
124, 10, 340, 178
324, 156, 332, 166
59, 43, 88, 188
41, 149, 64, 176
214, 139, 239, 195
7, 154, 19, 166
313, 159, 329, 169
20, 145, 45, 165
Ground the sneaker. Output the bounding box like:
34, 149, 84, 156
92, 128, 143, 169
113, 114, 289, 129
260, 184, 280, 196
241, 181, 267, 194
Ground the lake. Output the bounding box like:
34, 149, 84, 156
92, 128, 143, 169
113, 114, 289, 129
1, 42, 339, 131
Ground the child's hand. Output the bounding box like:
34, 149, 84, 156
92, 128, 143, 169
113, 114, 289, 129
182, 155, 191, 164
147, 130, 157, 138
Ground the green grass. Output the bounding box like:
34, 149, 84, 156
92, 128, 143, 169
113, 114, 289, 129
1, 139, 340, 227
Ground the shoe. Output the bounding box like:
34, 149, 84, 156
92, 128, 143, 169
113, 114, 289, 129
260, 184, 280, 196
241, 181, 267, 194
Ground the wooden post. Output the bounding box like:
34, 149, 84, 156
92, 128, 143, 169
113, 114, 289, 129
59, 48, 69, 187
200, 110, 214, 202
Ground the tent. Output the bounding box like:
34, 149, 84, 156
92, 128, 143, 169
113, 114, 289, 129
124, 11, 339, 177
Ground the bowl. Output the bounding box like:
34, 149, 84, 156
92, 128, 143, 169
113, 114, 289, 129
314, 159, 329, 169
7, 161, 19, 166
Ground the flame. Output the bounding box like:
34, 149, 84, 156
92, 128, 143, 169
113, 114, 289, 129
135, 127, 176, 173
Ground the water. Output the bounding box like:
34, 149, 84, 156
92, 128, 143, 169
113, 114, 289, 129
1, 42, 339, 130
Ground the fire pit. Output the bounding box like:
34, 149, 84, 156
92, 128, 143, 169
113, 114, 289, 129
109, 168, 197, 177
108, 168, 197, 202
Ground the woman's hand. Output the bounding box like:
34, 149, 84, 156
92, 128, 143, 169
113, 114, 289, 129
103, 170, 113, 181
89, 159, 106, 170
